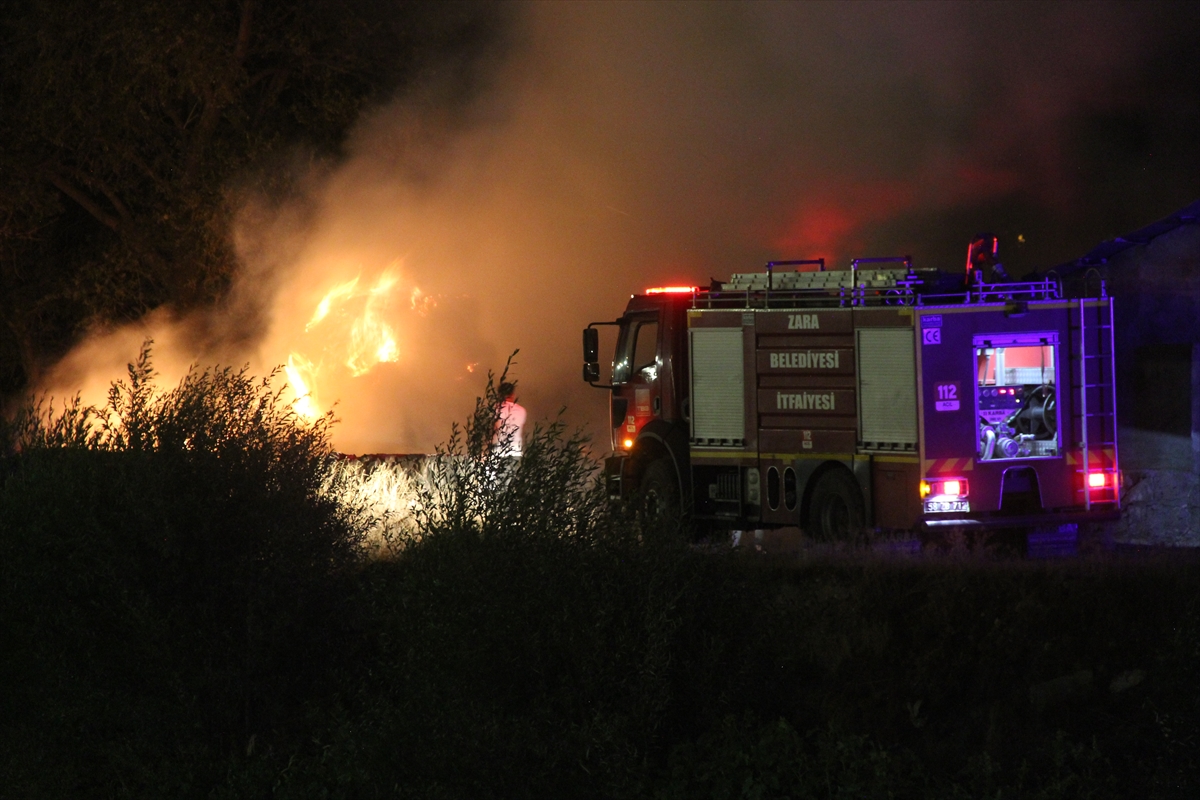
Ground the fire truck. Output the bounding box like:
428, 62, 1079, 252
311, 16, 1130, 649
582, 257, 1120, 539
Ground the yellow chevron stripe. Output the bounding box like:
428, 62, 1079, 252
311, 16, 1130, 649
923, 457, 975, 475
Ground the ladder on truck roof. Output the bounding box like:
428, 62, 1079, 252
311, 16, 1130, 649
1070, 292, 1120, 511
703, 257, 929, 309
693, 256, 1061, 310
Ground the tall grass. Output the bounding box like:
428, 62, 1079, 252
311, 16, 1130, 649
325, 457, 427, 555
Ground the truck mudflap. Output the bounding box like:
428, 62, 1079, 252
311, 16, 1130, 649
604, 455, 627, 501
918, 505, 1120, 532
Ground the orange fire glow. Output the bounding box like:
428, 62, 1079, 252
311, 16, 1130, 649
286, 267, 411, 420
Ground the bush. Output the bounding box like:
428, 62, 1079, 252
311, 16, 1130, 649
234, 368, 769, 799
408, 361, 610, 546
0, 344, 366, 796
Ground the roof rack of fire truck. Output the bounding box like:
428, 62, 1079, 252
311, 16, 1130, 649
689, 256, 1070, 310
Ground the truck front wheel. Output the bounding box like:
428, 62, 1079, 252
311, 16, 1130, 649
807, 469, 865, 541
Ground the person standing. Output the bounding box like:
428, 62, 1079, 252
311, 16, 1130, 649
494, 382, 526, 458
966, 232, 1011, 283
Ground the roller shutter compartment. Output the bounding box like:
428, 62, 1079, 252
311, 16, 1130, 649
690, 328, 745, 445
856, 328, 917, 449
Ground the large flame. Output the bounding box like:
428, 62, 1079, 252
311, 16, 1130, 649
287, 267, 418, 420
285, 353, 320, 420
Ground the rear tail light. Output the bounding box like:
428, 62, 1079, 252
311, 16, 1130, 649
920, 478, 969, 499
1086, 470, 1121, 491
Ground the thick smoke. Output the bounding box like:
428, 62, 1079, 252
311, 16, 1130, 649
39, 1, 1200, 453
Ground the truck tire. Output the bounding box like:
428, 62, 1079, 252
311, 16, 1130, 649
807, 468, 865, 541
641, 457, 681, 521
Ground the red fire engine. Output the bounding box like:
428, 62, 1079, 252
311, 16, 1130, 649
582, 257, 1120, 539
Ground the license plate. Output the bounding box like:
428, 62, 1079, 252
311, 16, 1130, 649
924, 499, 970, 514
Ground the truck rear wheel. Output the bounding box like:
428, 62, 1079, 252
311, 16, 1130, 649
807, 469, 865, 542
641, 457, 681, 521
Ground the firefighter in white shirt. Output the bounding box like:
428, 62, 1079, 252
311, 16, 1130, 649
494, 382, 526, 458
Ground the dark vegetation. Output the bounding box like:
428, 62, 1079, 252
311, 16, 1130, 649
2, 355, 1199, 798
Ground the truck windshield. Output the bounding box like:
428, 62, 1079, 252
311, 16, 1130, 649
975, 334, 1059, 460
613, 318, 658, 383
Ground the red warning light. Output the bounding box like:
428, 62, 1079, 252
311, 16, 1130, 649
919, 477, 969, 499
645, 286, 699, 295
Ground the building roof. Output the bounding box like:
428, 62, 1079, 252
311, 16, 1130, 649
1054, 199, 1200, 276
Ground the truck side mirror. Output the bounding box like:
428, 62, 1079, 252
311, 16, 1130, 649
583, 327, 599, 362
583, 328, 600, 382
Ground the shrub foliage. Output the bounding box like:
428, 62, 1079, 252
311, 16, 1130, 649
2, 351, 1199, 799
411, 361, 609, 544
0, 344, 364, 795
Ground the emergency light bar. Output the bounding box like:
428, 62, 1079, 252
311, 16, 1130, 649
645, 286, 699, 294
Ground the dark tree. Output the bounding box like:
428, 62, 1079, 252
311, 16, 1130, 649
0, 0, 501, 392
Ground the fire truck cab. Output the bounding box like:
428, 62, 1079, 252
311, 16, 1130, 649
583, 258, 1120, 539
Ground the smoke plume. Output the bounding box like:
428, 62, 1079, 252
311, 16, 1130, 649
40, 1, 1200, 453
